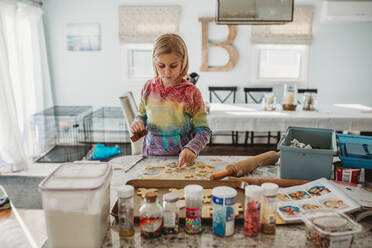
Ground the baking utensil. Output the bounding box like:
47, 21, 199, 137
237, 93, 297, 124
125, 156, 145, 172
210, 151, 280, 180
230, 177, 309, 187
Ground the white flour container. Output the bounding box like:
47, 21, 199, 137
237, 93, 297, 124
39, 161, 112, 248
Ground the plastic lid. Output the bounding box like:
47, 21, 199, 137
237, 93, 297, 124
302, 210, 362, 236
261, 183, 279, 196
245, 185, 263, 198
163, 192, 179, 202
117, 185, 134, 198
212, 186, 237, 198
184, 184, 203, 197
39, 162, 112, 191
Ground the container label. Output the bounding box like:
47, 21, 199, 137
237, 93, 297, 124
163, 211, 176, 227
140, 217, 162, 233
212, 196, 236, 205
185, 207, 202, 234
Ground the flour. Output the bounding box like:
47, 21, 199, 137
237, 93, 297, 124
45, 209, 108, 248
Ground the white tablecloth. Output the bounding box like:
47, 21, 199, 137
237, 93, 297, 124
207, 103, 372, 132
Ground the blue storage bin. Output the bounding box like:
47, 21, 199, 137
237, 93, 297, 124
337, 134, 372, 169
278, 126, 337, 180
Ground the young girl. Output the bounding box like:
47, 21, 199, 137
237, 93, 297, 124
130, 33, 211, 167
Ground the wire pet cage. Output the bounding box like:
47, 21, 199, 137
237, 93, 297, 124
32, 106, 93, 163
84, 106, 130, 144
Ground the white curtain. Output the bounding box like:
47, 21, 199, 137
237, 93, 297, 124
0, 0, 53, 172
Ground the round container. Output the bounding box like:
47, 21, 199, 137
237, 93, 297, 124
117, 185, 135, 236
212, 186, 237, 237
261, 183, 279, 234
244, 185, 263, 237
162, 192, 179, 234
139, 192, 163, 238
184, 184, 203, 234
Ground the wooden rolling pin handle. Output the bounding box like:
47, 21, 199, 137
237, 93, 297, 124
238, 177, 309, 187
210, 168, 234, 180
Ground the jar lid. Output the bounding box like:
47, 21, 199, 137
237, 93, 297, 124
117, 185, 134, 198
163, 192, 179, 202
145, 191, 157, 202
184, 184, 203, 197
245, 185, 263, 198
261, 183, 279, 196
212, 186, 237, 198
313, 216, 348, 232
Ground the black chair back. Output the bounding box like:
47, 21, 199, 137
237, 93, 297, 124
208, 86, 237, 103
244, 87, 273, 104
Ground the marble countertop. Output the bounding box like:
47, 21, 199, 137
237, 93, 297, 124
106, 155, 372, 248
7, 155, 371, 247
101, 221, 372, 248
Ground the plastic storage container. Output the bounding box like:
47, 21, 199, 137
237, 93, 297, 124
212, 186, 237, 237
278, 126, 337, 180
302, 210, 362, 248
337, 133, 372, 169
39, 161, 112, 248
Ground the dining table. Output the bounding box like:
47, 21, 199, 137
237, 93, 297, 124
207, 103, 372, 133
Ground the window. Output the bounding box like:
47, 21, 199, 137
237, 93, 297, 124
252, 44, 309, 83
123, 44, 153, 79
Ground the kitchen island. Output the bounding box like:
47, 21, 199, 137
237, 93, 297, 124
103, 155, 372, 248
4, 155, 372, 247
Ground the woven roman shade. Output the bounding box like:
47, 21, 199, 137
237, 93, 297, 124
251, 6, 314, 44
118, 5, 181, 43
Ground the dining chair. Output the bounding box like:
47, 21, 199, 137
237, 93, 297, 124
209, 86, 237, 104
243, 87, 280, 145
119, 91, 143, 155
208, 86, 238, 145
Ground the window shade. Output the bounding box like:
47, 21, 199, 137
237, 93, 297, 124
118, 6, 181, 43
251, 6, 314, 44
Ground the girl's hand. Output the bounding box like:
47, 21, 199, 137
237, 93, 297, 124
130, 119, 145, 134
178, 148, 196, 167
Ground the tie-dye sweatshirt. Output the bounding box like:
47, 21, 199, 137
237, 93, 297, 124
135, 77, 211, 156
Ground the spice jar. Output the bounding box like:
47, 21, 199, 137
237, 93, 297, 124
184, 184, 203, 234
139, 191, 163, 238
212, 186, 237, 237
244, 185, 263, 237
162, 192, 179, 234
117, 185, 135, 236
261, 183, 278, 234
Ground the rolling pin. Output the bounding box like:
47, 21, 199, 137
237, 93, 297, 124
230, 177, 309, 187
210, 151, 280, 180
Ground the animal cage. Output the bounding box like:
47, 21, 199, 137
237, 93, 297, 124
83, 107, 130, 144
32, 106, 93, 163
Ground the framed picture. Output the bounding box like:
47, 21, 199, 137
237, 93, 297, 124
66, 23, 101, 51
216, 0, 294, 24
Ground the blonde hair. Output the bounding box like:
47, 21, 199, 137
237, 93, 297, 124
152, 33, 189, 78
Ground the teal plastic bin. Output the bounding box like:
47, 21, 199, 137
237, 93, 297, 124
278, 127, 337, 180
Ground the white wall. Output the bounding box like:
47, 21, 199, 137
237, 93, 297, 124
43, 0, 372, 108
